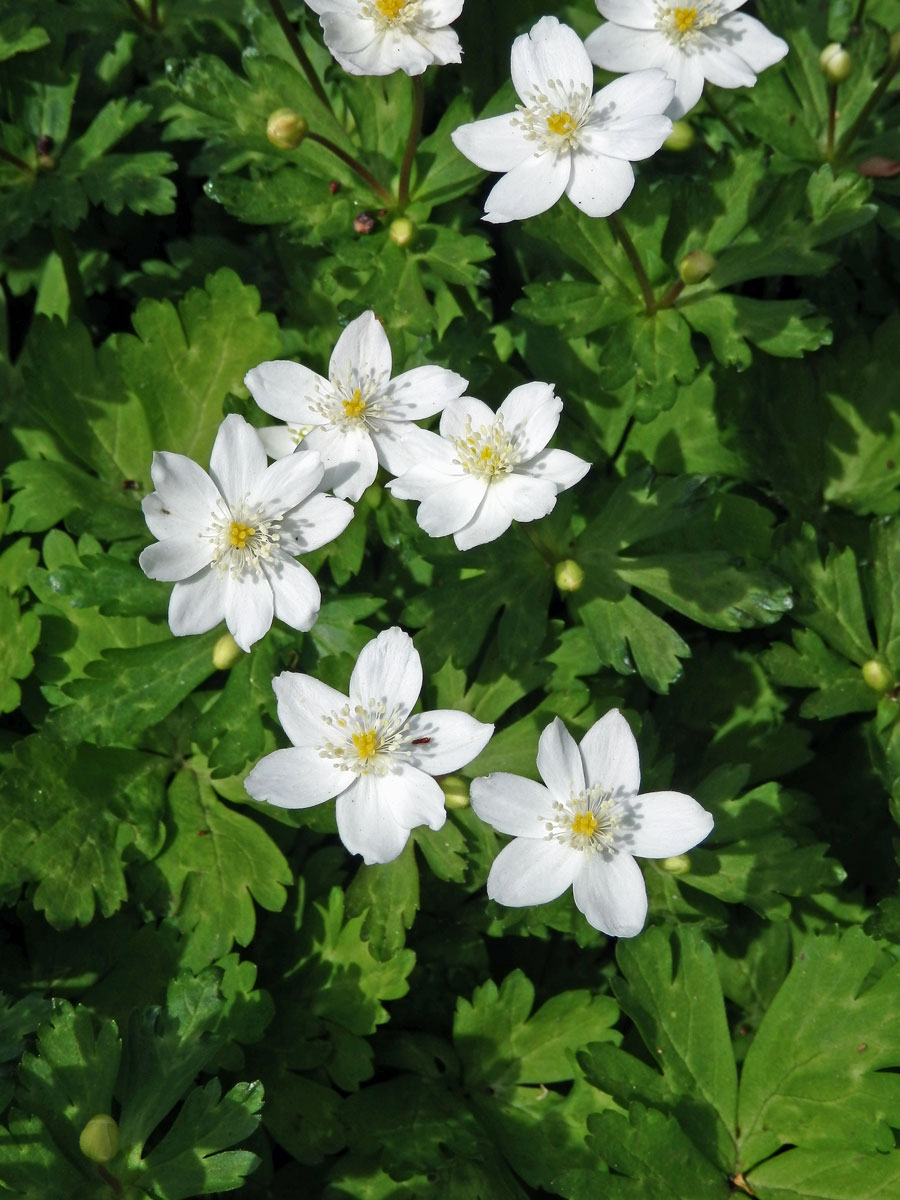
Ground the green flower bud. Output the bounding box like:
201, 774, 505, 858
819, 43, 853, 84
441, 775, 470, 810
679, 249, 717, 285
889, 29, 900, 60
554, 559, 585, 592
388, 217, 416, 247
212, 632, 244, 671
664, 120, 695, 151
79, 1114, 120, 1163
266, 108, 308, 150
659, 854, 692, 875
862, 659, 893, 693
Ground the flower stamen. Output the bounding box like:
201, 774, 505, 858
656, 1, 720, 44
343, 389, 367, 419
543, 784, 621, 854
319, 700, 412, 775
453, 415, 519, 480
207, 498, 280, 577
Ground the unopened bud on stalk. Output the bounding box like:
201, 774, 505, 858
862, 659, 893, 693
819, 43, 853, 83
659, 854, 692, 875
441, 775, 470, 810
664, 120, 695, 151
554, 559, 585, 592
679, 249, 717, 285
389, 217, 416, 247
79, 1114, 120, 1163
212, 632, 244, 671
266, 108, 308, 150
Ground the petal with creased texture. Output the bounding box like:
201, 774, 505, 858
451, 113, 531, 173
407, 710, 494, 775
350, 627, 422, 716
244, 746, 346, 808
470, 773, 551, 837
266, 556, 320, 633
244, 360, 325, 425
168, 569, 225, 637
487, 837, 580, 907
573, 851, 647, 936
511, 16, 593, 102
273, 670, 350, 747
209, 414, 267, 506
625, 791, 714, 858
224, 569, 273, 651
140, 537, 211, 583
579, 709, 641, 798
336, 774, 415, 864
330, 310, 392, 386
483, 152, 570, 224
537, 717, 586, 800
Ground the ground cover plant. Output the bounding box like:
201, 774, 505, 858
2, 0, 900, 1195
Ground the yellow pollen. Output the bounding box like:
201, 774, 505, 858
352, 729, 378, 760
376, 0, 406, 18
228, 521, 255, 548
342, 388, 367, 419
479, 446, 496, 463
673, 6, 697, 33
570, 812, 599, 837
546, 111, 576, 137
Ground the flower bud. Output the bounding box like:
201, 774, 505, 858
664, 120, 695, 151
353, 211, 376, 235
79, 1114, 120, 1163
659, 854, 692, 875
441, 775, 470, 810
679, 249, 717, 285
266, 108, 308, 150
889, 30, 900, 60
388, 217, 416, 247
862, 659, 893, 693
554, 559, 585, 592
212, 632, 244, 671
819, 43, 853, 84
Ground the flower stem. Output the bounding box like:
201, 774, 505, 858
398, 74, 424, 211
51, 225, 89, 327
852, 0, 868, 29
266, 0, 332, 113
0, 146, 32, 173
607, 212, 656, 316
703, 87, 745, 146
149, 0, 160, 29
657, 278, 685, 310
826, 82, 839, 161
306, 132, 394, 205
834, 45, 900, 165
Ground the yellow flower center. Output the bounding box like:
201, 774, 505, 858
376, 0, 406, 18
352, 729, 379, 760
342, 389, 367, 419
570, 811, 599, 838
228, 521, 255, 548
673, 6, 697, 33
546, 111, 576, 137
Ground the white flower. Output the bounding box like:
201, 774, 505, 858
139, 414, 353, 651
305, 0, 463, 77
470, 712, 714, 937
244, 627, 494, 864
450, 16, 674, 223
244, 311, 468, 503
386, 382, 590, 550
585, 1, 789, 120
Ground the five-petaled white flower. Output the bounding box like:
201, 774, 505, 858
450, 16, 674, 223
244, 627, 494, 864
245, 311, 468, 503
304, 0, 463, 77
386, 382, 590, 550
585, 1, 788, 120
139, 414, 353, 651
470, 712, 714, 937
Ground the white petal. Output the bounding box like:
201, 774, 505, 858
482, 152, 571, 224
470, 773, 551, 837
593, 68, 676, 124
625, 791, 714, 858
250, 447, 323, 515
712, 12, 788, 72
584, 113, 673, 163
498, 382, 561, 457
573, 851, 647, 937
579, 709, 641, 799
265, 556, 321, 633
565, 151, 635, 218
486, 837, 580, 907
511, 17, 593, 102
224, 569, 273, 651
694, 30, 757, 89
519, 448, 591, 492
244, 360, 324, 425
273, 670, 350, 747
280, 493, 354, 554
494, 472, 558, 523
141, 491, 205, 542
414, 475, 486, 538
668, 52, 708, 118
330, 311, 392, 386
536, 717, 586, 799
410, 26, 461, 69
168, 569, 225, 638
439, 396, 497, 441
586, 25, 670, 73
303, 425, 378, 503
595, 0, 658, 30
381, 365, 468, 421
453, 486, 513, 550
451, 113, 532, 173
244, 746, 346, 809
380, 765, 447, 831
320, 10, 377, 54
336, 774, 414, 864
209, 415, 267, 507
148, 451, 220, 523
418, 0, 464, 24
406, 710, 494, 775
349, 627, 422, 716
370, 422, 436, 477
139, 537, 211, 582
257, 425, 301, 460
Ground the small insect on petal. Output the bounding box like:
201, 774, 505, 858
412, 737, 431, 744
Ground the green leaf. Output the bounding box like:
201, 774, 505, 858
763, 630, 876, 719
46, 550, 169, 619
577, 593, 691, 695
6, 461, 146, 539
0, 12, 49, 62
747, 1146, 900, 1199
0, 587, 39, 713
682, 294, 831, 367
345, 841, 420, 961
